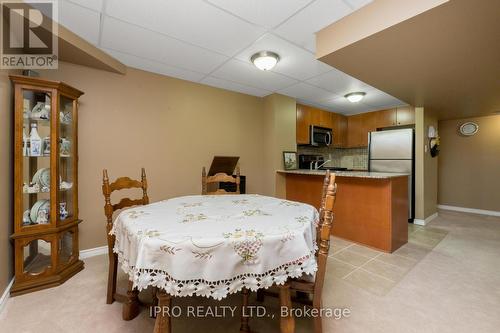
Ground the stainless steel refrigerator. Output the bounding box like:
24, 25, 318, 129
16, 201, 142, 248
368, 128, 415, 221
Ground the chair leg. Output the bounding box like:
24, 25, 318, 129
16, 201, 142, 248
123, 280, 140, 321
239, 288, 251, 333
312, 294, 322, 333
279, 284, 295, 333
256, 289, 264, 302
151, 287, 159, 318
154, 290, 172, 333
106, 251, 118, 304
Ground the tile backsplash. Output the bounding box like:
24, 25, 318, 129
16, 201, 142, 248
297, 146, 369, 170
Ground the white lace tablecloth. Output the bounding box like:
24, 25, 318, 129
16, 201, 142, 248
111, 194, 318, 300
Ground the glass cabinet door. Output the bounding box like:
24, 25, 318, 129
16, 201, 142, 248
21, 89, 52, 227
58, 95, 76, 223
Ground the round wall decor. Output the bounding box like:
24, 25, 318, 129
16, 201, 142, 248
459, 122, 479, 136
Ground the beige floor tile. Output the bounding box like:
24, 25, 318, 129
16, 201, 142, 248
362, 259, 410, 282
331, 242, 351, 255
343, 269, 396, 296
346, 244, 382, 259
409, 232, 443, 249
332, 249, 373, 267
393, 242, 431, 261
326, 258, 357, 279
331, 236, 353, 248
377, 252, 418, 270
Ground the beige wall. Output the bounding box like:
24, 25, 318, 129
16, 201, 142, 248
438, 115, 500, 211
36, 62, 267, 250
0, 70, 16, 294
415, 107, 439, 220
262, 94, 297, 197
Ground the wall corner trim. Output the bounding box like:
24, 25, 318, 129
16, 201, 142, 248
414, 212, 438, 226
438, 205, 500, 217
79, 245, 108, 259
0, 278, 15, 315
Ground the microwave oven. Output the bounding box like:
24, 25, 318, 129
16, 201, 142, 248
310, 125, 332, 146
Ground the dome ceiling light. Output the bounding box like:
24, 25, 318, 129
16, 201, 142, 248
344, 92, 366, 103
251, 51, 280, 71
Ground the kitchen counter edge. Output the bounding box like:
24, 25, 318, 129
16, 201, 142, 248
277, 170, 409, 179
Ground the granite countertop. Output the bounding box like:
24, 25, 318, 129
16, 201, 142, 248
277, 169, 409, 179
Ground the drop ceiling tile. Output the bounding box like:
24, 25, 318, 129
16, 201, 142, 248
201, 77, 271, 97
306, 68, 371, 95
101, 17, 228, 74
344, 0, 373, 10
362, 89, 406, 108
278, 82, 338, 102
102, 48, 206, 82
205, 0, 311, 29
58, 0, 101, 45
235, 33, 332, 80
321, 96, 377, 114
65, 0, 103, 12
211, 59, 298, 91
105, 0, 265, 56
273, 0, 353, 52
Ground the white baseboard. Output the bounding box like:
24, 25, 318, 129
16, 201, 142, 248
414, 212, 438, 226
0, 278, 14, 315
438, 205, 500, 217
79, 245, 108, 259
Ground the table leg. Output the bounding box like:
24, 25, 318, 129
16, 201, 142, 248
279, 284, 295, 333
123, 280, 140, 321
240, 288, 251, 333
153, 290, 172, 333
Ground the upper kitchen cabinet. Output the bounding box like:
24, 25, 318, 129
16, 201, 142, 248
374, 107, 415, 128
296, 104, 346, 146
395, 106, 415, 126
296, 104, 310, 145
331, 113, 347, 147
375, 109, 398, 127
347, 112, 376, 147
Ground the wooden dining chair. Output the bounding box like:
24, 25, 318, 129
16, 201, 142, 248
102, 168, 149, 319
201, 166, 240, 195
260, 171, 337, 333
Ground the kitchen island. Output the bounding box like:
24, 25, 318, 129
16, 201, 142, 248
277, 170, 408, 252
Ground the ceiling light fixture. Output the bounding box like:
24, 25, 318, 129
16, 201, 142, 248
344, 92, 366, 103
251, 51, 280, 71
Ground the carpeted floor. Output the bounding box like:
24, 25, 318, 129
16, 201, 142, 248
1, 209, 500, 332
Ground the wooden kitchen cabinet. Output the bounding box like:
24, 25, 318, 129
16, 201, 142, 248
375, 108, 397, 127
297, 103, 415, 147
296, 104, 310, 145
347, 113, 365, 147
296, 104, 335, 145
396, 106, 415, 126
332, 113, 347, 147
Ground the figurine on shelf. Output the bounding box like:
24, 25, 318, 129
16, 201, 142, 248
30, 102, 50, 120
60, 111, 72, 125
29, 123, 42, 156
42, 137, 50, 156
60, 181, 73, 190
60, 202, 68, 220
23, 126, 29, 156
23, 182, 40, 194
36, 208, 49, 224
23, 99, 30, 119
60, 138, 71, 157
22, 210, 31, 225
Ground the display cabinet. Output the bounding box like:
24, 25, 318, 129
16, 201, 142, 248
10, 75, 84, 296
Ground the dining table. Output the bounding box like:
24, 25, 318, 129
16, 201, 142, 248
111, 194, 319, 333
